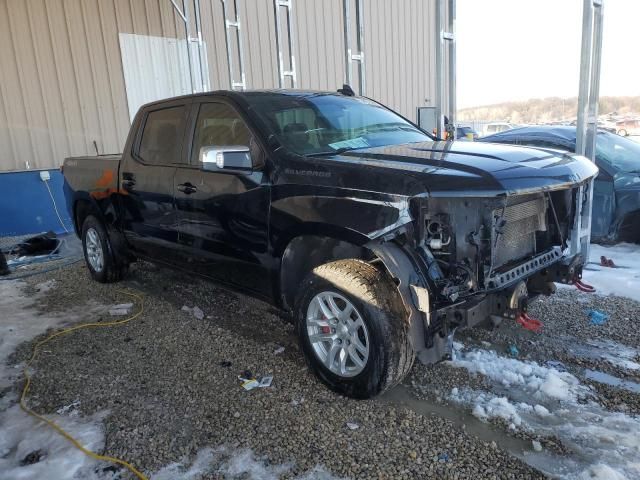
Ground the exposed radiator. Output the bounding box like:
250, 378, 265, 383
492, 196, 547, 268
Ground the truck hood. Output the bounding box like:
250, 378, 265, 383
333, 140, 598, 196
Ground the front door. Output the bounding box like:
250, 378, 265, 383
119, 100, 190, 261
174, 101, 272, 298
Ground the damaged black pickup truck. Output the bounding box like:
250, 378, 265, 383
63, 89, 598, 398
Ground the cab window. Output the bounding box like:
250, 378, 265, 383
192, 103, 251, 164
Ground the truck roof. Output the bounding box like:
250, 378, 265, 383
141, 89, 347, 109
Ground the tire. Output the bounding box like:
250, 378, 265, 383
618, 129, 628, 137
81, 215, 128, 283
295, 259, 414, 399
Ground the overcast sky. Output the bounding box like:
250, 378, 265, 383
456, 0, 640, 108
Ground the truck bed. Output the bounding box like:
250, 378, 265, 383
63, 154, 121, 196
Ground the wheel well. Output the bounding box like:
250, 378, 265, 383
279, 235, 373, 310
617, 210, 640, 243
74, 199, 96, 236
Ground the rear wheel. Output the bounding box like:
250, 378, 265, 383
81, 215, 128, 283
295, 259, 414, 399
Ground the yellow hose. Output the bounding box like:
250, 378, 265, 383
19, 289, 149, 480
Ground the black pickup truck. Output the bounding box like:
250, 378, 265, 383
63, 89, 598, 398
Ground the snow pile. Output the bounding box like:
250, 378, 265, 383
449, 345, 640, 479
152, 447, 341, 480
579, 243, 640, 302
0, 405, 106, 480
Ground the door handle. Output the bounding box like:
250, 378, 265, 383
121, 172, 136, 189
177, 182, 197, 194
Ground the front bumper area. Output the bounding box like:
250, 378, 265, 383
415, 251, 585, 363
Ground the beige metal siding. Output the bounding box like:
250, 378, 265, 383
364, 0, 437, 122
0, 0, 439, 172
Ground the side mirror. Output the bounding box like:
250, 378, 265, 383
200, 145, 252, 171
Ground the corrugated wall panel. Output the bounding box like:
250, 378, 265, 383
0, 0, 31, 171
200, 0, 232, 90
293, 0, 345, 91
241, 0, 279, 89
364, 0, 436, 121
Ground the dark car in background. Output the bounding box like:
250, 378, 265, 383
481, 126, 640, 243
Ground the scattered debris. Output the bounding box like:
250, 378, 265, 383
437, 452, 450, 462
346, 422, 359, 430
238, 373, 273, 391
181, 305, 205, 320
574, 277, 596, 293
20, 449, 45, 466
588, 309, 609, 326
108, 303, 133, 316
273, 346, 285, 355
546, 360, 567, 372
290, 397, 305, 406
507, 345, 519, 357
516, 313, 543, 333
259, 376, 273, 388
219, 361, 232, 368
532, 440, 543, 452
600, 256, 616, 268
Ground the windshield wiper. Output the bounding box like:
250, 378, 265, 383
305, 146, 365, 157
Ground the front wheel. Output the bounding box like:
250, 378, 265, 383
618, 129, 628, 137
295, 259, 414, 399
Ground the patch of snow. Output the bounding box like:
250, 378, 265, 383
568, 339, 640, 372
0, 405, 106, 480
152, 448, 219, 480
565, 243, 640, 302
449, 344, 640, 479
56, 400, 81, 417
151, 446, 342, 480
0, 280, 60, 390
181, 305, 205, 320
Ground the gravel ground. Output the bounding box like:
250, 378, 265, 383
7, 261, 544, 480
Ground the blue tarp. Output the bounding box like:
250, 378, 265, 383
0, 170, 73, 237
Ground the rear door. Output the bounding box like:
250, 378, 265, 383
119, 99, 191, 261
173, 99, 272, 298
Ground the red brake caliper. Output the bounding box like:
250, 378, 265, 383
516, 312, 543, 333
320, 313, 332, 334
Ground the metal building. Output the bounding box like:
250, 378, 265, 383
0, 0, 454, 236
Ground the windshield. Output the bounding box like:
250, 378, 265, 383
248, 93, 432, 155
596, 132, 640, 173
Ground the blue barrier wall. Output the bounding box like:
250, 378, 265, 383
0, 170, 74, 237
